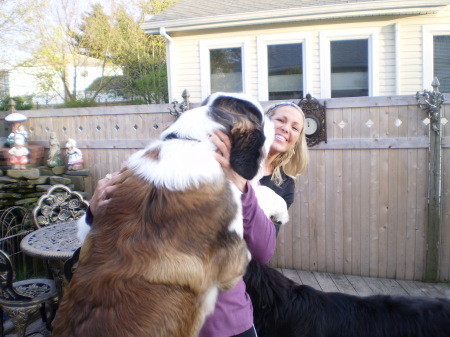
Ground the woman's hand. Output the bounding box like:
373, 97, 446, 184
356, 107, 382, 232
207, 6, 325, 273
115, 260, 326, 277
210, 130, 248, 193
89, 171, 120, 216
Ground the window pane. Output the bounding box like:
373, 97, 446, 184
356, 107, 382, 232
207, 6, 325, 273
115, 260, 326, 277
268, 43, 303, 100
434, 35, 450, 93
331, 39, 368, 98
210, 48, 242, 93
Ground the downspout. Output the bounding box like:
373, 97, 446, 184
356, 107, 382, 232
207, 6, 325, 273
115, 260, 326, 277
160, 27, 173, 44
160, 27, 175, 103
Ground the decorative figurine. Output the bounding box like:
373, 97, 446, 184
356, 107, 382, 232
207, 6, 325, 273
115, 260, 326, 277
47, 132, 62, 168
66, 138, 84, 171
5, 113, 28, 147
8, 134, 29, 170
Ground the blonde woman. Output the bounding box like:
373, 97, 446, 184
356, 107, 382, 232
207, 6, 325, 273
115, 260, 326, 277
200, 101, 309, 337
261, 101, 309, 206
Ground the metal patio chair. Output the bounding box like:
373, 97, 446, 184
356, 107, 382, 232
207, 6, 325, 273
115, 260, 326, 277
0, 249, 57, 337
33, 184, 89, 228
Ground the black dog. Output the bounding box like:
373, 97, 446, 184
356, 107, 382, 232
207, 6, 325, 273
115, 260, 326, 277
244, 261, 450, 337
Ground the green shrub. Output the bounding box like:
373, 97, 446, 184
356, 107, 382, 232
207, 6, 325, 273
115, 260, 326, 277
0, 96, 34, 111
57, 98, 99, 108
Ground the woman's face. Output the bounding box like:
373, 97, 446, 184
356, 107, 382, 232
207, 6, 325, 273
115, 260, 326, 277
269, 105, 304, 155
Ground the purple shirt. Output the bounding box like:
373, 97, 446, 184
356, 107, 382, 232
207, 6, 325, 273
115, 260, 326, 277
199, 182, 277, 337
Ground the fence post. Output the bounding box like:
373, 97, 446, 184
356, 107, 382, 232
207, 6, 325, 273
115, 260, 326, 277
416, 77, 445, 282
8, 98, 16, 112
181, 89, 190, 111
169, 89, 190, 119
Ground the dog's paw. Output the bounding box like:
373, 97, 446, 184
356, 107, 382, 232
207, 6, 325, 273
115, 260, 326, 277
254, 185, 289, 225
270, 207, 289, 226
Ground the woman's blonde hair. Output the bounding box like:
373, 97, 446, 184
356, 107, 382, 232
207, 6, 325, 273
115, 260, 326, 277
266, 102, 309, 186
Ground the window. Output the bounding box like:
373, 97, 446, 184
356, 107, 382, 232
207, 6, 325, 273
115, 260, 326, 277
433, 35, 450, 92
422, 25, 450, 91
267, 43, 303, 100
200, 39, 249, 99
210, 48, 242, 93
330, 39, 368, 98
320, 29, 378, 98
257, 33, 311, 101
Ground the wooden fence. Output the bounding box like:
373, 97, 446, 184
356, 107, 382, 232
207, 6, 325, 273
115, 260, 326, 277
1, 95, 449, 282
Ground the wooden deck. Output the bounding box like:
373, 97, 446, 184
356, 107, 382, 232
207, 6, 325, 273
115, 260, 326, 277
278, 268, 450, 299
5, 270, 450, 336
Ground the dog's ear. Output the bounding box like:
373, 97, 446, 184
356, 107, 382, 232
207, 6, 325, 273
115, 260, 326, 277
230, 128, 266, 180
204, 93, 266, 179
208, 106, 234, 133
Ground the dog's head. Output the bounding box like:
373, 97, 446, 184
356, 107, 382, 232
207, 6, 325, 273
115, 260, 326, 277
161, 92, 270, 180
203, 93, 268, 180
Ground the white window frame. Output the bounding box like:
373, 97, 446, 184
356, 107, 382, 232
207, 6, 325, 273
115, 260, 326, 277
319, 29, 379, 99
422, 25, 450, 89
256, 33, 312, 101
199, 38, 250, 100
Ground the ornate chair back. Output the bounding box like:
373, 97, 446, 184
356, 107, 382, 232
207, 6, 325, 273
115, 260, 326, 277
0, 249, 57, 337
33, 184, 89, 228
0, 250, 32, 301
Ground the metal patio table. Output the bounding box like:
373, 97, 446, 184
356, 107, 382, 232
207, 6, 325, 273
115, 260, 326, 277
20, 221, 81, 298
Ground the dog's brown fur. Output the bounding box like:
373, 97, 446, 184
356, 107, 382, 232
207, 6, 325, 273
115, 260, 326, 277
52, 166, 249, 337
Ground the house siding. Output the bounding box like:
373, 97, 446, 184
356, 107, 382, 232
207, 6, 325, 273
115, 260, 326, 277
163, 8, 450, 102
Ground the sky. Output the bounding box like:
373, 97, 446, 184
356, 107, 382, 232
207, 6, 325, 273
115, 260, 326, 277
0, 0, 146, 68
0, 0, 115, 67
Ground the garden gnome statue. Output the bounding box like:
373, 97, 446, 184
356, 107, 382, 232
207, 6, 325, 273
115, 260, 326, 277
8, 134, 29, 169
66, 138, 84, 170
5, 112, 28, 147
47, 132, 62, 168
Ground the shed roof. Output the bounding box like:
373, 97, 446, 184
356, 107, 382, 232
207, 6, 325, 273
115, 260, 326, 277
141, 0, 450, 33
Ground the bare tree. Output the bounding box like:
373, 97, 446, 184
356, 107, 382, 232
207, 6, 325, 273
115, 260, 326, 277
0, 0, 50, 68
15, 0, 175, 104
24, 0, 122, 103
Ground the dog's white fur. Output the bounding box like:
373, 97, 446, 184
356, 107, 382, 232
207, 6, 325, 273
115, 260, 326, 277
128, 137, 221, 191
254, 185, 289, 225
76, 214, 90, 243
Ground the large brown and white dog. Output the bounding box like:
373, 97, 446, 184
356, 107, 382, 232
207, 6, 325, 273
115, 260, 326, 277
52, 93, 281, 337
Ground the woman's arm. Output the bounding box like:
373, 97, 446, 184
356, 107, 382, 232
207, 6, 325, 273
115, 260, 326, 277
211, 131, 277, 264
242, 183, 276, 263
